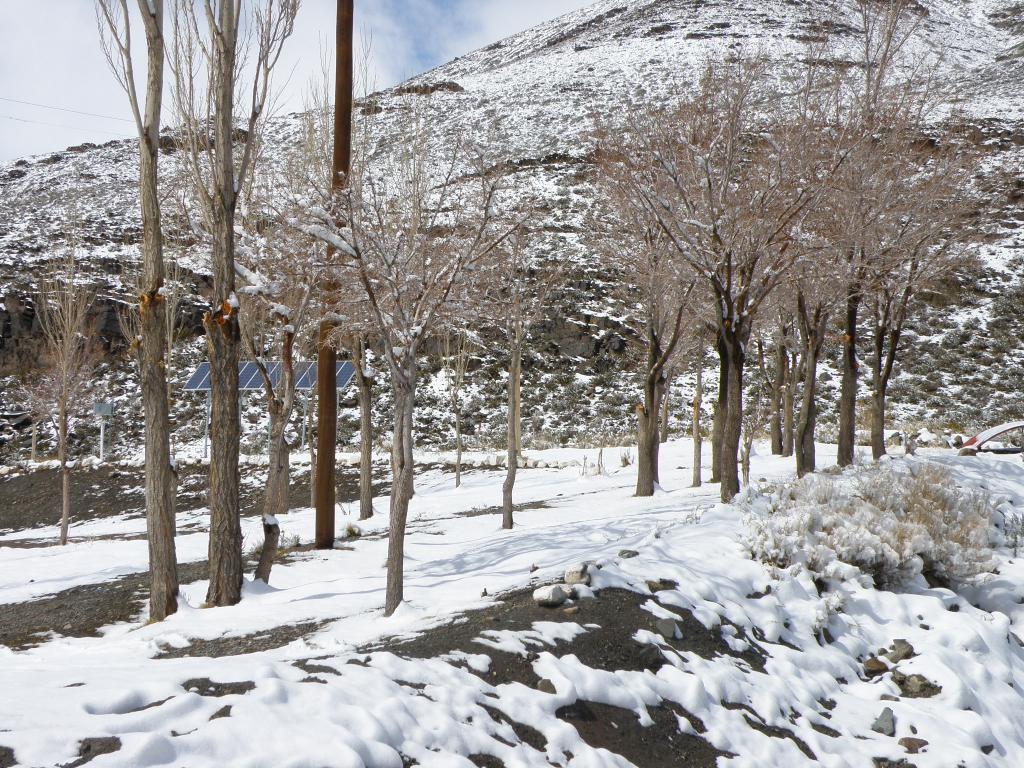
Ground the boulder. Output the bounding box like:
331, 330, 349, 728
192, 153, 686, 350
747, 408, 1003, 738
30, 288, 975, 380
533, 584, 568, 608
655, 619, 681, 640
871, 707, 896, 737
618, 549, 639, 559
864, 657, 889, 678
898, 737, 928, 754
892, 671, 941, 699
564, 563, 591, 586
886, 639, 915, 663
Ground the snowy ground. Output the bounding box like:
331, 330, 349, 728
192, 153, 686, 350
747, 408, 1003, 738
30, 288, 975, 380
2, 441, 1024, 767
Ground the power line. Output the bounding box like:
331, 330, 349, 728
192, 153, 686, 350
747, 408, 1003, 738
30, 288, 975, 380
0, 113, 134, 139
0, 96, 134, 124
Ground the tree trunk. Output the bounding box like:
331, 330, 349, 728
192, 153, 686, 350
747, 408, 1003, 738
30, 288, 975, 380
384, 374, 416, 616
782, 350, 796, 457
354, 337, 374, 519
659, 370, 672, 444
635, 378, 662, 497
871, 385, 887, 460
502, 342, 521, 529
837, 287, 860, 467
139, 124, 179, 620
59, 402, 69, 545
711, 335, 728, 483
255, 416, 287, 584
769, 334, 786, 455
30, 421, 38, 462
795, 296, 827, 478
720, 332, 745, 502
691, 353, 703, 488
204, 213, 242, 607
454, 406, 463, 488
308, 392, 317, 511
204, 0, 243, 608
795, 343, 820, 477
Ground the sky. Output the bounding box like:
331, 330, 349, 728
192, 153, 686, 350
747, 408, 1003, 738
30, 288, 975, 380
0, 0, 595, 162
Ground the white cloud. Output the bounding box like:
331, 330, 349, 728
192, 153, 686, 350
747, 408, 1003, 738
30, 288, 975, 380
0, 0, 596, 162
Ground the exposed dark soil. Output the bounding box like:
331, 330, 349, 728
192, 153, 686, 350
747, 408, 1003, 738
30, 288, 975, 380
0, 561, 208, 650
357, 586, 759, 767
0, 461, 384, 534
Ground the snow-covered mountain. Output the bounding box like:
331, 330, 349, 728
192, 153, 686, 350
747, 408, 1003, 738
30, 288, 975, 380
1, 0, 1023, 458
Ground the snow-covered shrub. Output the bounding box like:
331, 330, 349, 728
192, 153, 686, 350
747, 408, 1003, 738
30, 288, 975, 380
744, 461, 995, 588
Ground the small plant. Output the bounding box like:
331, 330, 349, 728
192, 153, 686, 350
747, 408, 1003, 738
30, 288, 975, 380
744, 460, 995, 588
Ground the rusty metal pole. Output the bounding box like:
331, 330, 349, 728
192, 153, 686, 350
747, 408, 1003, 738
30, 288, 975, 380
315, 0, 354, 549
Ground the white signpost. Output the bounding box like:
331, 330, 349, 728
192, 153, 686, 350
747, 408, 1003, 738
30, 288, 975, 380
93, 402, 114, 461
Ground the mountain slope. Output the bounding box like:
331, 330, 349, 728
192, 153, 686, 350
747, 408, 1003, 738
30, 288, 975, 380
1, 0, 1023, 457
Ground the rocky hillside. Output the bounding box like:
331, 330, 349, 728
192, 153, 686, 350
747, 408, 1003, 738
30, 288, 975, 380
1, 0, 1023, 459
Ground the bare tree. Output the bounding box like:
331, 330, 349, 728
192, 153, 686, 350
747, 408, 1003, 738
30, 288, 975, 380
439, 329, 471, 489
35, 250, 98, 545
236, 220, 319, 583
170, 0, 299, 606
835, 0, 927, 466
619, 60, 841, 501
295, 117, 519, 615
865, 134, 981, 458
480, 230, 563, 528
594, 144, 695, 496
95, 0, 180, 620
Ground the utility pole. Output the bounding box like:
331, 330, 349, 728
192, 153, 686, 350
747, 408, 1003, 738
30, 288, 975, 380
315, 0, 354, 549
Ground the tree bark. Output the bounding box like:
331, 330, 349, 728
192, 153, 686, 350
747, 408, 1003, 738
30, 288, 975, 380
354, 337, 374, 519
255, 420, 287, 583
769, 332, 786, 455
659, 369, 673, 444
30, 421, 38, 462
59, 401, 69, 545
711, 334, 728, 484
720, 334, 744, 502
454, 406, 463, 488
204, 216, 242, 607
691, 353, 703, 488
837, 287, 860, 467
782, 350, 797, 457
204, 0, 243, 608
871, 385, 887, 460
384, 373, 416, 616
138, 47, 178, 618
502, 342, 521, 529
795, 294, 828, 477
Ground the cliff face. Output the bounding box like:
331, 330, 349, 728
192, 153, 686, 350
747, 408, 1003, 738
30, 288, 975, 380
0, 0, 1022, 454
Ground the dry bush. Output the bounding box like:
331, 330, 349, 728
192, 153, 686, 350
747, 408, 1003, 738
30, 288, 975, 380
744, 461, 995, 588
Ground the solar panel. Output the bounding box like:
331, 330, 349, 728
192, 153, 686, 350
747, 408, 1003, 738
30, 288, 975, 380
183, 361, 356, 392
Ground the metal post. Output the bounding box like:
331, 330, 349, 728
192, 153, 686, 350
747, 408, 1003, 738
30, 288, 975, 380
315, 0, 354, 549
99, 418, 106, 462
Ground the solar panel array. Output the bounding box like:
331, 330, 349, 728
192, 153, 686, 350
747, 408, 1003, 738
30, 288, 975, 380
183, 361, 356, 392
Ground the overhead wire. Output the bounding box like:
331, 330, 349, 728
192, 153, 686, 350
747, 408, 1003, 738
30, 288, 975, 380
0, 113, 134, 139
0, 96, 134, 124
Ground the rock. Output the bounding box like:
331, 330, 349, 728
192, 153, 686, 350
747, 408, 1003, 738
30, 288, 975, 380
872, 759, 915, 768
638, 643, 665, 671
655, 618, 681, 640
871, 707, 896, 737
533, 584, 568, 608
536, 678, 557, 694
880, 694, 900, 702
886, 639, 915, 663
618, 549, 639, 559
646, 578, 677, 592
898, 737, 928, 754
892, 671, 941, 699
563, 606, 580, 615
864, 657, 889, 677
564, 563, 591, 586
